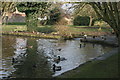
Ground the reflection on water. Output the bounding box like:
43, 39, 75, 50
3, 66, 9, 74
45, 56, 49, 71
13, 38, 27, 64
1, 35, 114, 78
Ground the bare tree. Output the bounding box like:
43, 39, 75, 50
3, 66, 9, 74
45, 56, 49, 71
73, 3, 97, 26
89, 2, 120, 45
0, 2, 16, 24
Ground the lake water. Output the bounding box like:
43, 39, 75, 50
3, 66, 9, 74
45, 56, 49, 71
0, 35, 114, 78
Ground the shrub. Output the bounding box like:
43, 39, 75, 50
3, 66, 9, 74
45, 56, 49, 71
46, 8, 61, 25
73, 16, 90, 26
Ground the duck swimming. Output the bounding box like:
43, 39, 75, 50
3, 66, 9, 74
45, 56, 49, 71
80, 44, 82, 48
53, 56, 67, 63
53, 57, 60, 64
33, 64, 37, 68
53, 64, 61, 72
57, 48, 62, 51
12, 57, 18, 63
58, 56, 67, 61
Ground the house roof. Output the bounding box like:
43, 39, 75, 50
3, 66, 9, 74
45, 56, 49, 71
13, 7, 26, 17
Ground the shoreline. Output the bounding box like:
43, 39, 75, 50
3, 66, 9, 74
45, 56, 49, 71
2, 32, 61, 39
57, 48, 118, 78
80, 36, 119, 47
2, 32, 119, 47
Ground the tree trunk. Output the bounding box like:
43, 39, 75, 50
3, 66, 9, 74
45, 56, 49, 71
90, 2, 120, 49
89, 16, 93, 26
25, 12, 38, 32
118, 34, 120, 51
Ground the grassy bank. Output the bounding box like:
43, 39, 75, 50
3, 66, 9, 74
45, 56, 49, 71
2, 25, 111, 33
2, 25, 112, 39
2, 25, 27, 32
2, 32, 61, 39
57, 53, 119, 78
68, 25, 112, 37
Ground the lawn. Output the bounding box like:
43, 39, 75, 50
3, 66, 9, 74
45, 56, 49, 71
69, 25, 111, 32
2, 25, 27, 32
57, 53, 119, 78
2, 25, 112, 37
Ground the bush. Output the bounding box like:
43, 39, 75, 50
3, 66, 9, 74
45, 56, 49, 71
46, 8, 61, 25
36, 26, 56, 34
73, 16, 90, 26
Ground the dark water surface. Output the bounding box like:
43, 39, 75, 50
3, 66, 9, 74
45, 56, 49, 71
0, 35, 114, 78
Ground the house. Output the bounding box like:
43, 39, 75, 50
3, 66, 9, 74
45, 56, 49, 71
3, 7, 26, 23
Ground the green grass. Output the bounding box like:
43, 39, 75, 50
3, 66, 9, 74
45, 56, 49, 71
67, 25, 111, 33
68, 25, 99, 27
2, 25, 55, 33
2, 25, 27, 32
37, 25, 56, 33
69, 27, 111, 33
68, 25, 109, 28
2, 24, 111, 36
38, 25, 53, 27
68, 25, 89, 27
58, 53, 119, 78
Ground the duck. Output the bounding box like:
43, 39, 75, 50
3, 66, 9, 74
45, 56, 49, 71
53, 57, 60, 64
12, 57, 18, 63
36, 40, 39, 42
83, 43, 86, 47
12, 57, 15, 62
80, 44, 82, 48
33, 64, 37, 68
53, 64, 61, 72
27, 46, 33, 48
45, 56, 52, 59
57, 48, 62, 51
83, 34, 87, 39
93, 36, 96, 39
58, 56, 67, 61
53, 56, 67, 63
101, 36, 106, 40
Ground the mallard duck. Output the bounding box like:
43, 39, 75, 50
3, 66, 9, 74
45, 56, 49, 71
12, 57, 17, 63
53, 64, 61, 72
45, 56, 52, 59
93, 36, 96, 39
54, 57, 60, 64
80, 44, 82, 48
101, 36, 106, 40
53, 56, 67, 63
33, 64, 37, 68
83, 43, 86, 47
57, 48, 62, 51
58, 56, 67, 61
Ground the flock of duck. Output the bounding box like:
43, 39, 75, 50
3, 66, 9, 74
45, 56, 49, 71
12, 46, 29, 64
51, 35, 107, 72
12, 41, 33, 64
12, 43, 67, 73
44, 49, 67, 72
52, 55, 67, 72
12, 35, 106, 73
83, 35, 107, 41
